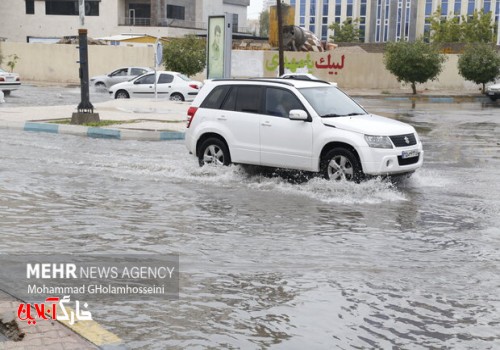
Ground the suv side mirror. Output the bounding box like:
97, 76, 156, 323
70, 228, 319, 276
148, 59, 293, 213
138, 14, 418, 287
289, 109, 308, 121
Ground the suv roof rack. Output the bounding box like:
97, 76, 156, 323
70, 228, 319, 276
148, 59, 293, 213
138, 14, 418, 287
209, 78, 294, 86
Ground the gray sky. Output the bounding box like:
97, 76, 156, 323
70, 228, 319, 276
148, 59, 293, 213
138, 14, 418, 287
248, 0, 264, 20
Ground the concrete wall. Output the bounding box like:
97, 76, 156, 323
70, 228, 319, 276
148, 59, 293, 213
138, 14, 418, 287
0, 42, 479, 91
0, 42, 154, 83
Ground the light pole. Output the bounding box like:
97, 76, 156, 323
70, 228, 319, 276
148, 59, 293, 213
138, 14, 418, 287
72, 0, 100, 124
276, 0, 284, 76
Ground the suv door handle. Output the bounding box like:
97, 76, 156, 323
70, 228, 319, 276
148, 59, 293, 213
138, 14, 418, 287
261, 121, 271, 126
217, 116, 227, 121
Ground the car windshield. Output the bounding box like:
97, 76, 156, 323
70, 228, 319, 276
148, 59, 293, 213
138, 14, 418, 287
299, 86, 366, 118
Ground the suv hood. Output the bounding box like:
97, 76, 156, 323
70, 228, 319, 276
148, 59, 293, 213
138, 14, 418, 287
321, 114, 414, 135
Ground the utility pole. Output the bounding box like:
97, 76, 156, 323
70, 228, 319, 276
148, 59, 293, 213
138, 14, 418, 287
72, 0, 99, 124
276, 0, 284, 76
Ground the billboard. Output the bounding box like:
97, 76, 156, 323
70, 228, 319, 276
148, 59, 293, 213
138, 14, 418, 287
207, 15, 232, 79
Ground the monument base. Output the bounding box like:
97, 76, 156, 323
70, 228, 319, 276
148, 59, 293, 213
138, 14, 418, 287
71, 112, 100, 125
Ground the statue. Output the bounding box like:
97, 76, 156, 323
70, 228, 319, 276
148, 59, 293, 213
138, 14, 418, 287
282, 25, 324, 52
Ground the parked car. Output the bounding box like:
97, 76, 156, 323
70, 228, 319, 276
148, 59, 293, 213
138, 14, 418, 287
0, 68, 21, 95
280, 73, 337, 86
109, 71, 202, 101
185, 78, 423, 182
486, 83, 500, 101
90, 66, 152, 89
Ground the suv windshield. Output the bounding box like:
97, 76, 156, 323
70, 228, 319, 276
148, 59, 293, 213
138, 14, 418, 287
299, 86, 366, 118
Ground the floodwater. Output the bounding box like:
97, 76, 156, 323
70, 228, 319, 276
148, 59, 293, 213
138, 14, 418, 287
1, 98, 499, 349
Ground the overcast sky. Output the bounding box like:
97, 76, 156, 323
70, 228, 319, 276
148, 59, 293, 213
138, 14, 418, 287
247, 0, 264, 20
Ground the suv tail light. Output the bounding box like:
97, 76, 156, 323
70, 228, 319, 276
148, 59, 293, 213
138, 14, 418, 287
187, 106, 198, 128
0, 77, 4, 82
189, 83, 199, 89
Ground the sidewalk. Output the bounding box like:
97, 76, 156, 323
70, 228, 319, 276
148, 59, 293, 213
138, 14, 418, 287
0, 88, 488, 141
0, 98, 189, 141
0, 290, 124, 350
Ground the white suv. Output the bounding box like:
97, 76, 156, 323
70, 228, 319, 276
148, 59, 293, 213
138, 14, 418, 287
185, 79, 423, 181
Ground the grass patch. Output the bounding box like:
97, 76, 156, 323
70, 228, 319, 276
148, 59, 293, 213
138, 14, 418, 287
381, 90, 391, 95
48, 119, 134, 127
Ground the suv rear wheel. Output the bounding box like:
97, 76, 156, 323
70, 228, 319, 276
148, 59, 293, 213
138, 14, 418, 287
198, 138, 231, 167
321, 148, 363, 182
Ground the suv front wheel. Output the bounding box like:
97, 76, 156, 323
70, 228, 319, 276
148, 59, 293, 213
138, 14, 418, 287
198, 138, 231, 167
321, 148, 363, 182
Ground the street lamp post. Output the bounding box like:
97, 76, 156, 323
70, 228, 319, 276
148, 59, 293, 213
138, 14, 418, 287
276, 0, 285, 76
71, 0, 99, 124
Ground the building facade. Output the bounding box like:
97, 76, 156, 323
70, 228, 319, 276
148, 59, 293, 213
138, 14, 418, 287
0, 0, 250, 43
286, 0, 500, 43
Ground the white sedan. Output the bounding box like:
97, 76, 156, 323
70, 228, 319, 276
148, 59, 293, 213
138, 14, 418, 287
0, 68, 21, 95
108, 71, 202, 101
486, 83, 500, 101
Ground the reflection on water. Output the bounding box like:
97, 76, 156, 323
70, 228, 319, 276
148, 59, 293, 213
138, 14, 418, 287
0, 99, 499, 349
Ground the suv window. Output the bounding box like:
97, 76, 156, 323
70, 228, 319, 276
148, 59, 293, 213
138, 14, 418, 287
224, 86, 262, 113
265, 87, 304, 118
200, 86, 231, 109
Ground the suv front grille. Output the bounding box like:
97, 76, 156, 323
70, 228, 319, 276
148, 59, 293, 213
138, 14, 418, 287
390, 133, 417, 147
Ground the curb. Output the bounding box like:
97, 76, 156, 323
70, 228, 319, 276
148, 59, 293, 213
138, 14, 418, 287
0, 120, 185, 141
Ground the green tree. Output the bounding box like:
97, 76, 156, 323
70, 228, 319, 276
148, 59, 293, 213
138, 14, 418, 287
458, 43, 500, 93
7, 54, 20, 72
461, 9, 496, 43
430, 7, 496, 44
429, 7, 462, 42
163, 35, 206, 77
329, 18, 361, 43
384, 39, 446, 94
259, 10, 269, 37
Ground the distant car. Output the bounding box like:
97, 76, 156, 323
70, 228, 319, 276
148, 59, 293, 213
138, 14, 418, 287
109, 71, 203, 101
486, 83, 500, 101
280, 73, 337, 86
90, 67, 152, 89
0, 68, 21, 95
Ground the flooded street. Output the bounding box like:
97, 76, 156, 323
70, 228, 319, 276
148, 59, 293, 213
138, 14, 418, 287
1, 98, 499, 349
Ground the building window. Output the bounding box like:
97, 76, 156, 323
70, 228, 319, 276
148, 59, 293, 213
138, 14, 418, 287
467, 0, 475, 15
25, 0, 35, 14
45, 1, 99, 16
321, 1, 329, 41
454, 0, 462, 14
347, 0, 353, 17
484, 0, 491, 13
404, 0, 411, 40
441, 0, 448, 16
167, 5, 184, 20
360, 0, 367, 42
396, 0, 402, 41
232, 13, 238, 33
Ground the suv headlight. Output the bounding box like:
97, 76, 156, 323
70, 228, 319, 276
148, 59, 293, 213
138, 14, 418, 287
364, 135, 393, 149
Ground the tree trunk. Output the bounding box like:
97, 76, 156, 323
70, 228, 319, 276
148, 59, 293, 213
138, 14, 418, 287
411, 82, 417, 95
482, 83, 485, 94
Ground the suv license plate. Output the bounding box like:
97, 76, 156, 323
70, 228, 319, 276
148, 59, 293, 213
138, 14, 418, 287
402, 150, 419, 159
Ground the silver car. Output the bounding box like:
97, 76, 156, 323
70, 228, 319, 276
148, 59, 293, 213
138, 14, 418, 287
90, 66, 152, 89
